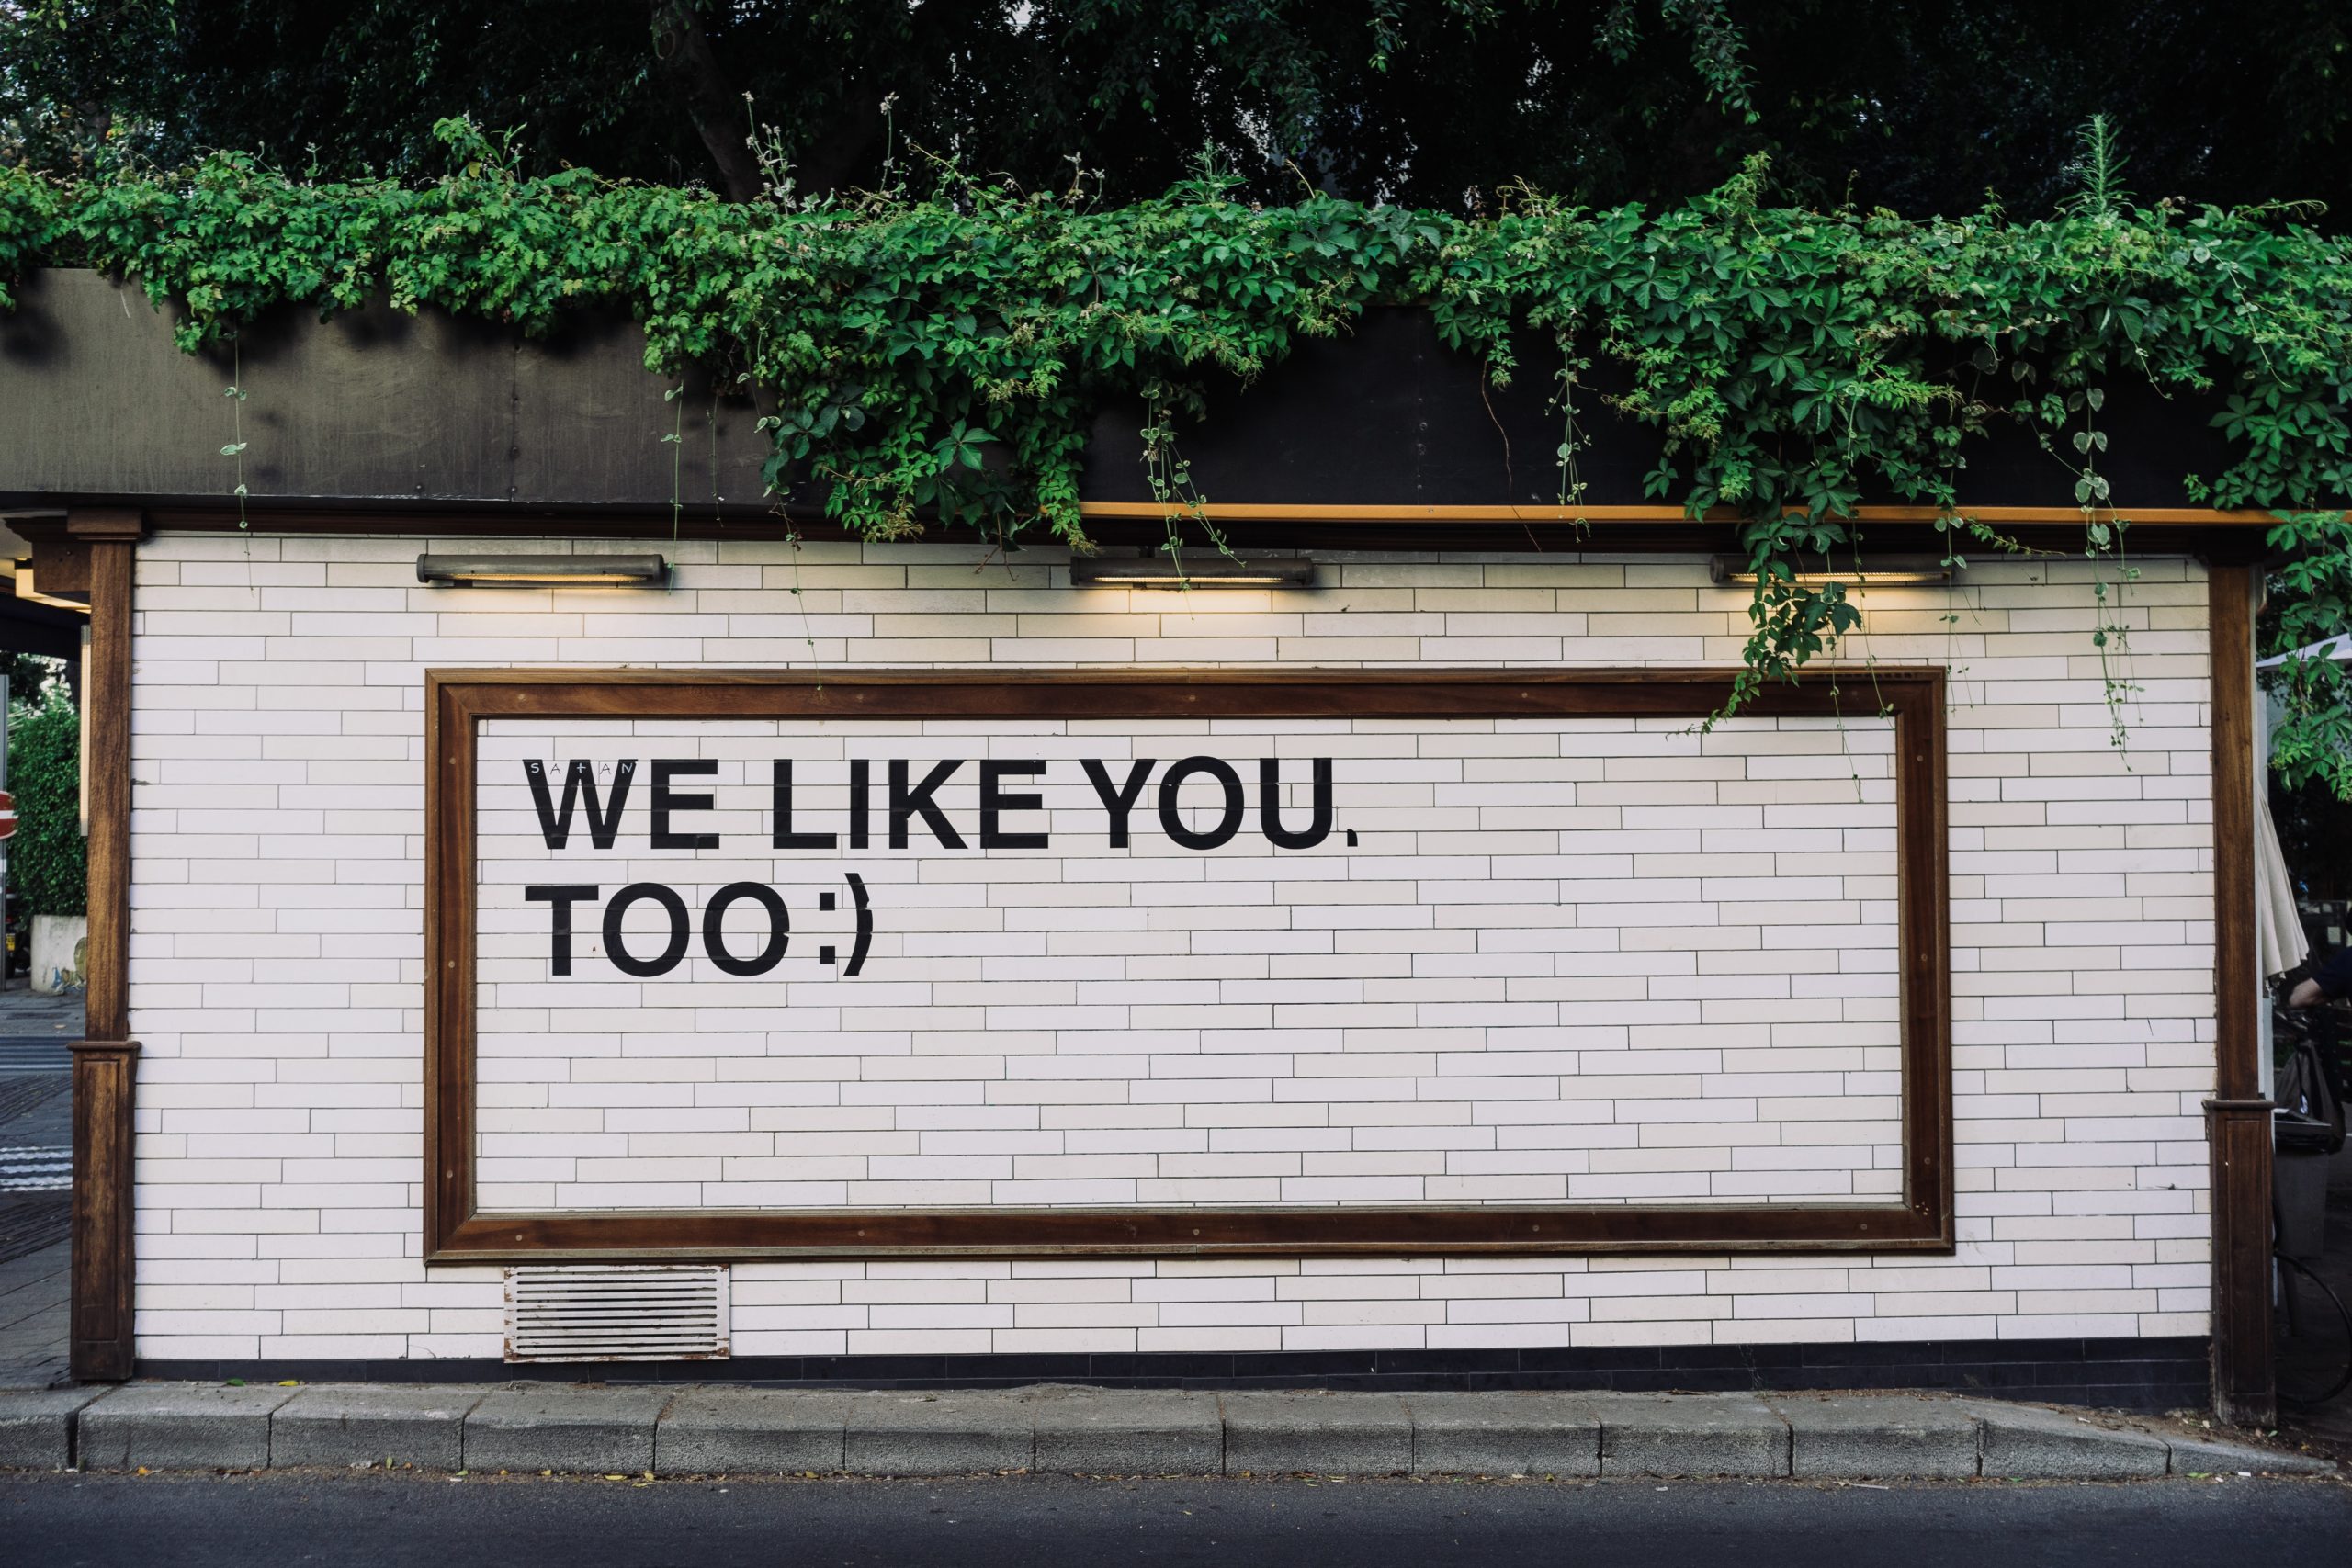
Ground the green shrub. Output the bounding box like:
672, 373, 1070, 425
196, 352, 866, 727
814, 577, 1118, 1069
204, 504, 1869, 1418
7, 694, 85, 916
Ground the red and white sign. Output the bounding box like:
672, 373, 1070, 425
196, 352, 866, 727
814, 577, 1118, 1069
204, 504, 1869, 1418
0, 789, 17, 840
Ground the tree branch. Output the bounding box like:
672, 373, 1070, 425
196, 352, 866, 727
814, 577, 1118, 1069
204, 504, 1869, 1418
649, 0, 763, 201
796, 95, 886, 197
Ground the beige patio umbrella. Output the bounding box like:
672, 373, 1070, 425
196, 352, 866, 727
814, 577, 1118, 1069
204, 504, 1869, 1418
2253, 637, 2337, 978
2255, 787, 2309, 980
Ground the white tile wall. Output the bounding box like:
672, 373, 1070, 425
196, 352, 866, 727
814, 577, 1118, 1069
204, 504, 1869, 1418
469, 713, 1902, 1211
127, 536, 2216, 1359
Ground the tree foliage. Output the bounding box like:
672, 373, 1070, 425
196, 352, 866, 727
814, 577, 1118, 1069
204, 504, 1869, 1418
7, 693, 85, 918
4, 118, 2350, 728
1, 653, 63, 705
7, 6, 2352, 775
5, 2, 2350, 223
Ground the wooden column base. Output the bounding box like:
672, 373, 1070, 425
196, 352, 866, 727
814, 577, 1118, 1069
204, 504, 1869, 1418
71, 1040, 140, 1382
2204, 1097, 2276, 1427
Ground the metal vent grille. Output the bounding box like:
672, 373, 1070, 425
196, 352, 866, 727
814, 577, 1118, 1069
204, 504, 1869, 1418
504, 1265, 730, 1362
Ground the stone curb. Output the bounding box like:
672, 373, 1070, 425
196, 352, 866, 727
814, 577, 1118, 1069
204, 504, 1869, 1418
76, 1382, 300, 1472
273, 1384, 482, 1471
465, 1384, 672, 1475
0, 1382, 2334, 1480
0, 1387, 104, 1471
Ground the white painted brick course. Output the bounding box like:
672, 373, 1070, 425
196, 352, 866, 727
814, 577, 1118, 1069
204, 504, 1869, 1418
126, 539, 2215, 1361
469, 710, 1900, 1213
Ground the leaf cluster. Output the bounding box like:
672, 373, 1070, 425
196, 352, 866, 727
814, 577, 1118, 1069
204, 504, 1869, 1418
6, 692, 85, 918
4, 130, 2352, 750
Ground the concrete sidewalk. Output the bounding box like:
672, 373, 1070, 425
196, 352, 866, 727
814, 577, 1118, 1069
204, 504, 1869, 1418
0, 1240, 67, 1389
0, 1382, 2335, 1479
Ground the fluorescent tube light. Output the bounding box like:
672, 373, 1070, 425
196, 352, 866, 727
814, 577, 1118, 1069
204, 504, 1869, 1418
416, 553, 668, 588
1709, 554, 1956, 588
1069, 555, 1313, 588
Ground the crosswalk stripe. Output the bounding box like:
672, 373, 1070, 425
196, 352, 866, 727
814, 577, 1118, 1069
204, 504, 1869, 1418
0, 1042, 72, 1072
0, 1145, 72, 1190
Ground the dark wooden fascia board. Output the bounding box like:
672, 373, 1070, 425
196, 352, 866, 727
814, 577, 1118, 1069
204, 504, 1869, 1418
0, 268, 2323, 524
17, 498, 2283, 561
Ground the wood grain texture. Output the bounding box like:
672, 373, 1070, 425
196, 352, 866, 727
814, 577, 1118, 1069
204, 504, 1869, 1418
435, 1202, 1950, 1260
69, 1042, 140, 1381
120, 504, 2278, 568
1073, 502, 2296, 526
2207, 1102, 2277, 1426
1899, 667, 1956, 1247
424, 667, 1954, 1263
23, 533, 92, 596
66, 512, 140, 1380
76, 525, 134, 1041
2203, 562, 2275, 1425
422, 667, 478, 1264
0, 271, 2254, 515
2209, 565, 2260, 1105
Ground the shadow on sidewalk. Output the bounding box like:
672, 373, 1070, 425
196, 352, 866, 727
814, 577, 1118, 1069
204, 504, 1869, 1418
0, 984, 75, 1387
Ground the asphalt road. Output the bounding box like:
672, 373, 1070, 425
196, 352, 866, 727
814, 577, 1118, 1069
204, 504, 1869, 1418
5, 1472, 2347, 1567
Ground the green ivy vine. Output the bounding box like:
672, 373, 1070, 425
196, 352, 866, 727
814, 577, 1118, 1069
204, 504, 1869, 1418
3, 118, 2351, 758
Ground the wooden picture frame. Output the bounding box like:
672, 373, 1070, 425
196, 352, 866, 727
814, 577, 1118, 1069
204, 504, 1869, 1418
424, 667, 1952, 1261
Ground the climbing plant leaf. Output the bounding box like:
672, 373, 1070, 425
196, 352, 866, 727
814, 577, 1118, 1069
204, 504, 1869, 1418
2, 122, 2351, 763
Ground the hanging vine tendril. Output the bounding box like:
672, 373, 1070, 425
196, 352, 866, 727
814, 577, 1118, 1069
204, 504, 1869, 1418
0, 119, 2347, 739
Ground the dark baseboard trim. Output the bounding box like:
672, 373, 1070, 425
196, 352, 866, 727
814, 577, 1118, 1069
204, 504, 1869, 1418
136, 1336, 2209, 1412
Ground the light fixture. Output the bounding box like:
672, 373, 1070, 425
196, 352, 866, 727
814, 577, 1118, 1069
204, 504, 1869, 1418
1708, 554, 1956, 588
416, 553, 668, 588
1069, 553, 1314, 588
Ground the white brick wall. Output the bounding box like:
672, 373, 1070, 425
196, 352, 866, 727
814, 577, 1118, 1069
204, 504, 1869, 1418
127, 536, 2216, 1360
471, 712, 1902, 1212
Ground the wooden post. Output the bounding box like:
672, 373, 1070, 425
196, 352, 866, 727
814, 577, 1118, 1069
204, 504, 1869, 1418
68, 507, 141, 1382
69, 1041, 138, 1381
2203, 560, 2275, 1427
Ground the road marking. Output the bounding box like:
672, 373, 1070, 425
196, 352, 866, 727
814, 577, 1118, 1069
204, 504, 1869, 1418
0, 1145, 72, 1190
0, 1040, 72, 1073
